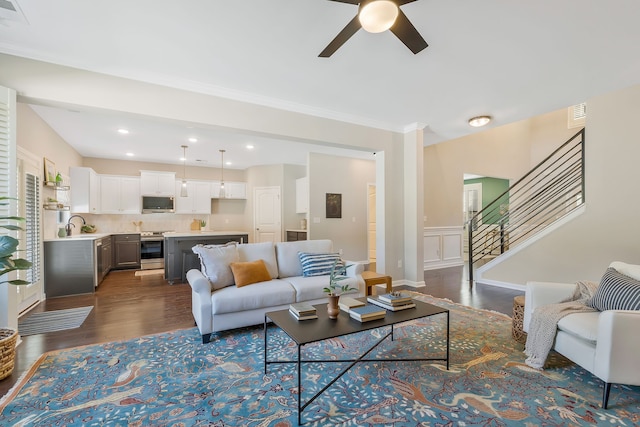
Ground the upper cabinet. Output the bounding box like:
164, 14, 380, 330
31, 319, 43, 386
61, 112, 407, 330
100, 175, 141, 214
296, 177, 308, 214
140, 171, 176, 196
174, 180, 212, 214
70, 167, 100, 214
211, 181, 246, 199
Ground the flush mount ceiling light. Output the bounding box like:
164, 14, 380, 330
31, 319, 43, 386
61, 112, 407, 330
188, 137, 198, 143
359, 0, 399, 33
219, 149, 226, 199
468, 116, 492, 127
180, 145, 188, 197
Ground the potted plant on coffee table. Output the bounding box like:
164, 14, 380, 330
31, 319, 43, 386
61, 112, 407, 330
0, 196, 32, 380
323, 260, 356, 319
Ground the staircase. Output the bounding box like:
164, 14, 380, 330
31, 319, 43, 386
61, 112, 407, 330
467, 129, 585, 282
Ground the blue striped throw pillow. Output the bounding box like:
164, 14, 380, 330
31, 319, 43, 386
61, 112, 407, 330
586, 267, 640, 311
298, 252, 343, 277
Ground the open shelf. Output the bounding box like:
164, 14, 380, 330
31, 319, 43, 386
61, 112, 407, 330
44, 181, 70, 190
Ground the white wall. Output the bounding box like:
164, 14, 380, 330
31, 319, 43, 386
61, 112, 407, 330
481, 84, 640, 285
308, 153, 375, 261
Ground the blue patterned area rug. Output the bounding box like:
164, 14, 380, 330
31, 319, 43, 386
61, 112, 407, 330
1, 294, 638, 426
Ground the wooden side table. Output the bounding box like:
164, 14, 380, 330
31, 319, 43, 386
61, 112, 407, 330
362, 271, 393, 296
512, 295, 527, 344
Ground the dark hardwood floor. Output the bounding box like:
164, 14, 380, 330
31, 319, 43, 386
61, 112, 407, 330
0, 264, 523, 398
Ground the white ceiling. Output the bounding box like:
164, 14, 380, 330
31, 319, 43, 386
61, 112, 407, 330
2, 0, 640, 168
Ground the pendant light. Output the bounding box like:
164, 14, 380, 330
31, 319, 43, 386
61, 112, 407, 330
180, 145, 188, 197
219, 149, 226, 199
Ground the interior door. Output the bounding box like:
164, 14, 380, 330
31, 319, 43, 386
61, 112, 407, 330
17, 150, 43, 313
254, 186, 281, 243
367, 184, 376, 268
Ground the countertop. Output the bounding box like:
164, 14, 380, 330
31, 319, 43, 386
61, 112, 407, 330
45, 230, 250, 242
163, 231, 249, 238
44, 232, 138, 242
286, 229, 307, 233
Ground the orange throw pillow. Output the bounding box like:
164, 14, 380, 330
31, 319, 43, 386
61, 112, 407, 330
230, 259, 272, 287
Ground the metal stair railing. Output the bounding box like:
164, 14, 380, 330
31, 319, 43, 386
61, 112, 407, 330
467, 128, 585, 282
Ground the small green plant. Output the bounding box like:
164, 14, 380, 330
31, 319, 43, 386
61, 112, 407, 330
199, 219, 207, 228
0, 196, 32, 285
323, 260, 356, 296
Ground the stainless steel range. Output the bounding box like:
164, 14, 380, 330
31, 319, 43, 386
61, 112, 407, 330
140, 231, 168, 270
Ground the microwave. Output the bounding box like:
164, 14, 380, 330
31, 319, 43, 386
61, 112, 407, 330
142, 196, 175, 213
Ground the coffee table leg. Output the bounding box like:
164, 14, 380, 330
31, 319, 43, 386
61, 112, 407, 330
391, 324, 394, 341
264, 316, 267, 374
446, 311, 450, 370
298, 344, 302, 425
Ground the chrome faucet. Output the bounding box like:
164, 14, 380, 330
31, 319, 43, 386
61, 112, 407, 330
66, 215, 86, 236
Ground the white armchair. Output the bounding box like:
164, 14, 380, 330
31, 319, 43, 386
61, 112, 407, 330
524, 280, 640, 408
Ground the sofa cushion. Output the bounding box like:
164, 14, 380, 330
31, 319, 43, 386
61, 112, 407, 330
192, 242, 239, 290
557, 312, 600, 343
230, 259, 272, 287
237, 242, 278, 279
275, 240, 333, 278
286, 275, 358, 302
298, 252, 343, 277
211, 279, 296, 314
586, 267, 640, 311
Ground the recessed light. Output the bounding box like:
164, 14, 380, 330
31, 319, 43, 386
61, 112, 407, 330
188, 138, 198, 143
246, 144, 254, 150
468, 116, 492, 127
180, 156, 186, 162
118, 128, 129, 134
125, 152, 134, 157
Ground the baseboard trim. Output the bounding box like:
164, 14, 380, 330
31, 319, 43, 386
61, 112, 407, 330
475, 279, 526, 292
391, 279, 426, 289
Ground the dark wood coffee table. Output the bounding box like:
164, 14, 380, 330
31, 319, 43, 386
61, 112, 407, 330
264, 298, 449, 425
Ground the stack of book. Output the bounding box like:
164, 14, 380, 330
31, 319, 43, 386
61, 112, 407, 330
338, 296, 366, 313
289, 302, 318, 320
349, 304, 386, 322
367, 293, 416, 311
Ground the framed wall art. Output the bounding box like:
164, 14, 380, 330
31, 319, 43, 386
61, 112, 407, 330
326, 193, 342, 218
44, 158, 56, 183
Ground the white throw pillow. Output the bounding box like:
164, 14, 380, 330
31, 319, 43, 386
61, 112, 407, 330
610, 261, 640, 281
192, 242, 239, 290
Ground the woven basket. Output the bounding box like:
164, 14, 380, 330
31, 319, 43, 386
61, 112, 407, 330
0, 328, 18, 380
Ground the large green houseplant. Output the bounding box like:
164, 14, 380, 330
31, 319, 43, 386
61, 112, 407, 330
0, 196, 31, 379
0, 196, 32, 285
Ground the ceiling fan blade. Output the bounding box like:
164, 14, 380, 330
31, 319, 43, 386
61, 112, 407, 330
390, 9, 428, 54
327, 0, 360, 3
396, 0, 418, 4
319, 15, 362, 57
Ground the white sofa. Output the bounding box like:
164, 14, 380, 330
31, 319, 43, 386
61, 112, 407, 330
523, 263, 640, 408
187, 239, 365, 343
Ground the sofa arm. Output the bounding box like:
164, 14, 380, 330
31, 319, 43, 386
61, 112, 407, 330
344, 260, 366, 297
594, 310, 640, 385
186, 269, 213, 336
523, 281, 576, 332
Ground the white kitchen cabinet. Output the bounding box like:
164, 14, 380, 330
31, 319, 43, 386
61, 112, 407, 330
211, 181, 246, 199
140, 171, 175, 196
296, 177, 308, 213
100, 175, 141, 214
175, 180, 212, 214
70, 167, 100, 213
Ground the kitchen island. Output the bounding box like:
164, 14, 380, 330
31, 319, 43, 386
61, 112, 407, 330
163, 231, 249, 284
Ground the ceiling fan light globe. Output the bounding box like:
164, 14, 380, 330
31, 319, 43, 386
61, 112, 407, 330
359, 0, 399, 33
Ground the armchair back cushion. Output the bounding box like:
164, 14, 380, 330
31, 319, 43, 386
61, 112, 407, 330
586, 267, 640, 311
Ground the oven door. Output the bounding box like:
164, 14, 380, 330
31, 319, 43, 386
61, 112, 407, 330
140, 238, 164, 269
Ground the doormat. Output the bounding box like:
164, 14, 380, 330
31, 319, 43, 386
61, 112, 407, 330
134, 269, 164, 277
18, 306, 93, 336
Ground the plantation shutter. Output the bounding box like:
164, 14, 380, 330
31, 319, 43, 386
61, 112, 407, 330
23, 172, 40, 283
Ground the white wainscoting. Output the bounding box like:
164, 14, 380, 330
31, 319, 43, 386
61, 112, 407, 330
423, 226, 464, 270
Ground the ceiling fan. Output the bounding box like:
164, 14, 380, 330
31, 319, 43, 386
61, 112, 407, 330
319, 0, 428, 57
